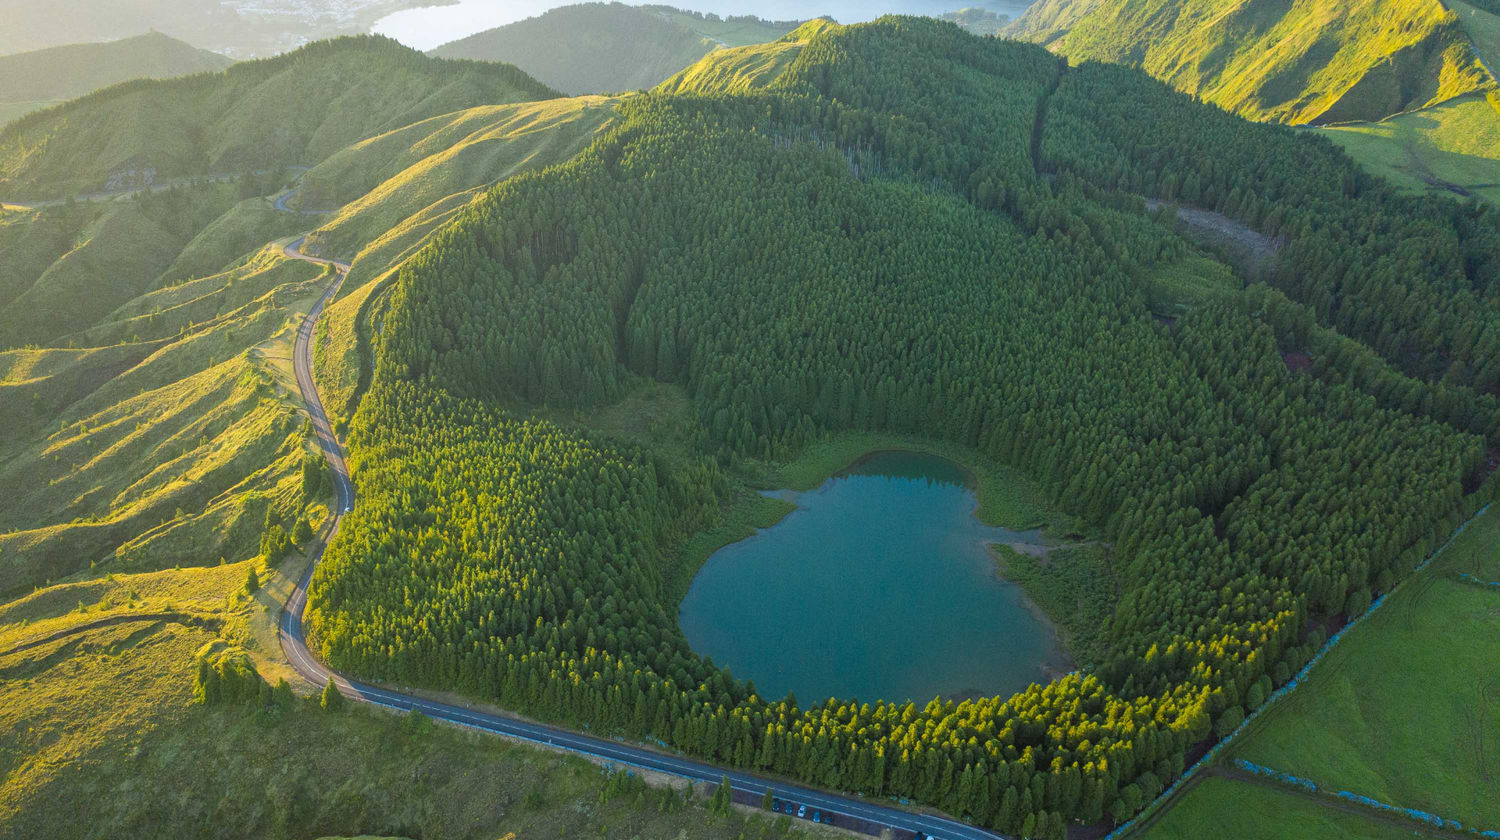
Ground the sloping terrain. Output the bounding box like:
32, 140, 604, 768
0, 240, 327, 594
0, 32, 232, 128
1009, 0, 1495, 124
1320, 93, 1500, 202
431, 3, 798, 95
656, 19, 840, 95
302, 96, 620, 431
299, 17, 1500, 839
2, 16, 1499, 840
0, 36, 559, 199
0, 186, 306, 348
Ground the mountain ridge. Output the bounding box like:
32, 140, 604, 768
1009, 0, 1497, 124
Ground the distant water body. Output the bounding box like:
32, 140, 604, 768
678, 450, 1070, 707
375, 0, 1034, 51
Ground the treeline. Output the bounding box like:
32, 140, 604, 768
308, 17, 1497, 836
1043, 61, 1500, 403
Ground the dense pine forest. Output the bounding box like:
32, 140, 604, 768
303, 17, 1500, 836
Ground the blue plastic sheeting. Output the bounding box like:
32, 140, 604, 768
1104, 504, 1493, 840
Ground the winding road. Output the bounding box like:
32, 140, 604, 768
273, 238, 1003, 840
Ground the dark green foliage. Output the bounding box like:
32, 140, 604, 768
301, 450, 330, 502
1215, 705, 1246, 738
1044, 60, 1500, 401
320, 676, 345, 712
259, 506, 291, 561
708, 776, 733, 818
304, 16, 1499, 833
244, 566, 259, 595
272, 677, 295, 708
291, 517, 313, 545
193, 643, 265, 705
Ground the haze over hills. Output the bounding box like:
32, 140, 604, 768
0, 36, 559, 201
1009, 0, 1496, 125
430, 3, 800, 95
0, 32, 233, 129
0, 0, 434, 58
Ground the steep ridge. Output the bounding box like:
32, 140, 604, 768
0, 32, 232, 128
655, 18, 840, 95
1009, 0, 1496, 124
0, 36, 559, 200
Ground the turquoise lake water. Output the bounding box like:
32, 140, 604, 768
678, 450, 1070, 706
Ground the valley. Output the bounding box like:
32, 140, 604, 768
1, 6, 1499, 840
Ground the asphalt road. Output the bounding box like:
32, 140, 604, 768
273, 237, 1005, 840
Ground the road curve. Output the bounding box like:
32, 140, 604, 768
274, 237, 1003, 840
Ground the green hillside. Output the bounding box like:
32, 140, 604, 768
0, 32, 232, 129
1010, 0, 1496, 125
431, 3, 799, 95
0, 560, 832, 840
0, 35, 559, 200
656, 19, 840, 95
295, 15, 1500, 838
3, 15, 1500, 840
1319, 93, 1500, 202
301, 96, 620, 429
0, 185, 309, 348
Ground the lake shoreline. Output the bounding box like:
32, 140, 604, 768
679, 448, 1073, 706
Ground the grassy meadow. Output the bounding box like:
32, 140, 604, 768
1224, 507, 1500, 829
0, 557, 829, 840
1137, 776, 1434, 840
1319, 94, 1500, 203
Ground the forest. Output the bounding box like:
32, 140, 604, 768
303, 17, 1500, 837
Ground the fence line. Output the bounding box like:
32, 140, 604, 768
1233, 759, 1500, 838
1106, 503, 1493, 839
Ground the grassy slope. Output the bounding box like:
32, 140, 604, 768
1010, 0, 1495, 124
0, 32, 232, 128
656, 19, 841, 96
1318, 93, 1500, 202
0, 244, 327, 595
1452, 0, 1500, 66
1222, 507, 1500, 828
0, 559, 826, 840
1138, 776, 1429, 840
301, 97, 618, 256
0, 185, 308, 349
305, 97, 618, 431
431, 3, 798, 96
0, 36, 559, 200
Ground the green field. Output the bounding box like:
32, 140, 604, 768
1223, 507, 1500, 829
1138, 777, 1434, 840
1319, 94, 1500, 203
